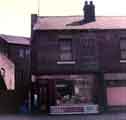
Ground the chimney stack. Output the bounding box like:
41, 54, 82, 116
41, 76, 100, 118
83, 1, 95, 22
31, 14, 38, 29
31, 14, 38, 39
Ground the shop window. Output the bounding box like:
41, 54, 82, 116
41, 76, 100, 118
55, 75, 97, 105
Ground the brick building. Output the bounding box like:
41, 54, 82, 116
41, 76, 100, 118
0, 34, 30, 112
31, 1, 126, 114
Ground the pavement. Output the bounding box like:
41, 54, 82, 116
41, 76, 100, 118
0, 112, 126, 120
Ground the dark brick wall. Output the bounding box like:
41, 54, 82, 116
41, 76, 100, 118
7, 44, 30, 89
32, 29, 126, 75
98, 30, 126, 72
32, 30, 98, 74
0, 38, 30, 113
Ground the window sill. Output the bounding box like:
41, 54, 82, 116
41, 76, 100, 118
120, 60, 126, 63
57, 61, 76, 64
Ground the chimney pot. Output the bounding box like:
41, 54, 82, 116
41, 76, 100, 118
85, 1, 88, 5
83, 0, 95, 22
31, 14, 38, 27
90, 1, 93, 5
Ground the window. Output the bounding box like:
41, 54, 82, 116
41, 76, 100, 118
83, 39, 96, 57
55, 75, 97, 105
120, 38, 126, 60
19, 48, 30, 58
19, 49, 24, 58
59, 39, 72, 61
25, 49, 30, 56
81, 38, 97, 66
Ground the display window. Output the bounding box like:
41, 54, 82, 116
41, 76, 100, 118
55, 74, 98, 105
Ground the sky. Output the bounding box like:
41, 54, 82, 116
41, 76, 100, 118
0, 0, 126, 37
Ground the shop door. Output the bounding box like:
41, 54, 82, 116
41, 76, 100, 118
39, 84, 48, 113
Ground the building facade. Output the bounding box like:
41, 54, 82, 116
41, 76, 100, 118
31, 1, 126, 114
0, 34, 30, 112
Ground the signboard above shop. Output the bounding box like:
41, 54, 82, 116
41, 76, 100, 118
104, 73, 126, 80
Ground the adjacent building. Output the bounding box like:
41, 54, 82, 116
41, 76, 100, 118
31, 1, 126, 114
0, 34, 30, 112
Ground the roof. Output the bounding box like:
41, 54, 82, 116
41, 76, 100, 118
0, 34, 30, 45
34, 16, 126, 30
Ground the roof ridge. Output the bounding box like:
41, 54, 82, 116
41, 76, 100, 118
34, 16, 126, 30
0, 34, 29, 39
0, 34, 30, 45
38, 15, 126, 18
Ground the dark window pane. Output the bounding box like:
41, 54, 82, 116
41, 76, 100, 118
59, 39, 72, 61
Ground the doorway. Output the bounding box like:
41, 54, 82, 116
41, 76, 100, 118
38, 80, 48, 113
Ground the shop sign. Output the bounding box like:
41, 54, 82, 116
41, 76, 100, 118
104, 73, 126, 80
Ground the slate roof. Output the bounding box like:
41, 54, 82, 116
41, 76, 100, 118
33, 16, 126, 30
0, 34, 30, 45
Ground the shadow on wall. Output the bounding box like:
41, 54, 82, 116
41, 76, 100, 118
0, 72, 7, 91
66, 19, 95, 26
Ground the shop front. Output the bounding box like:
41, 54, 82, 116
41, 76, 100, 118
35, 73, 103, 114
104, 73, 126, 111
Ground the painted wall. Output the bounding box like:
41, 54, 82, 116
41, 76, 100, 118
0, 53, 15, 90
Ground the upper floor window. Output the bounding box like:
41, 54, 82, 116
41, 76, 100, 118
18, 48, 30, 58
19, 49, 24, 58
120, 38, 126, 60
25, 48, 30, 56
83, 39, 96, 57
81, 38, 97, 65
59, 39, 72, 61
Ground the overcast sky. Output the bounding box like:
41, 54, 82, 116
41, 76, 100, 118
0, 0, 126, 37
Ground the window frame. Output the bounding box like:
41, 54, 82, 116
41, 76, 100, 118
25, 48, 30, 56
82, 38, 96, 58
57, 38, 75, 64
59, 38, 72, 61
120, 38, 126, 62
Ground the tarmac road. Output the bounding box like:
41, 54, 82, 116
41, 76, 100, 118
0, 113, 126, 120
